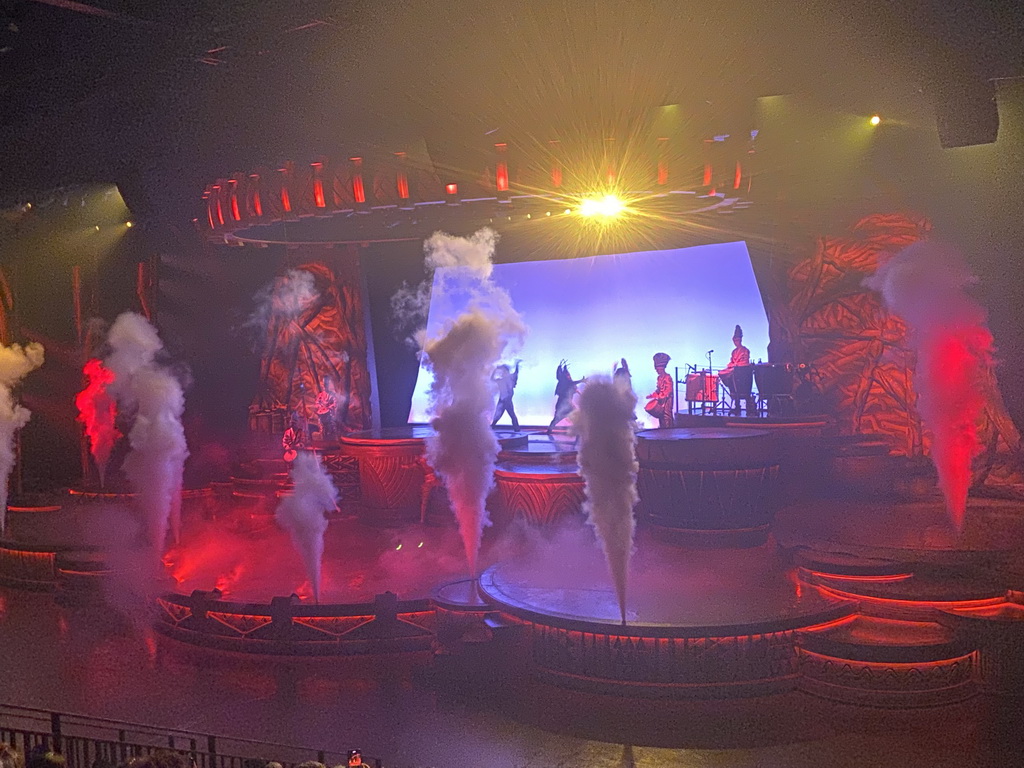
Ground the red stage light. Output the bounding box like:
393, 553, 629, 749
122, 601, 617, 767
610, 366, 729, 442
311, 162, 326, 208
495, 143, 509, 192
350, 157, 366, 204
395, 152, 410, 199
549, 140, 562, 188
212, 185, 225, 226
248, 174, 263, 217
229, 180, 241, 221
605, 137, 617, 184
657, 137, 669, 186
445, 183, 458, 195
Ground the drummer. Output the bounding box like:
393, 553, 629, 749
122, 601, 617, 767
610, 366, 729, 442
719, 324, 754, 416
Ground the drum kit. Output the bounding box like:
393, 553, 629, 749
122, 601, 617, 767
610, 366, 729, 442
683, 362, 813, 416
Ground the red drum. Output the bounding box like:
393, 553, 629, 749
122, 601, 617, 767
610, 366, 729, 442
685, 372, 718, 402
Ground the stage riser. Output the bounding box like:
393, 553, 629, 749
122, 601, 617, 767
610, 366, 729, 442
526, 624, 799, 695
797, 650, 978, 707
0, 546, 57, 590
937, 608, 1024, 695
637, 466, 779, 546
492, 473, 585, 527
153, 594, 436, 656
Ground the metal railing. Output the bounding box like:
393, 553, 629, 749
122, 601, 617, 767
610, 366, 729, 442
0, 704, 381, 768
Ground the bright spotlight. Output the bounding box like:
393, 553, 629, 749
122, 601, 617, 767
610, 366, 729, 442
869, 115, 881, 126
125, 220, 134, 228
577, 194, 626, 218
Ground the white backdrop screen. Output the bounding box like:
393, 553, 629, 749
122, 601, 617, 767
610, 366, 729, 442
407, 241, 769, 429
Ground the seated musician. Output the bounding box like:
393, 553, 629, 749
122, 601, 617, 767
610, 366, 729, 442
719, 324, 754, 416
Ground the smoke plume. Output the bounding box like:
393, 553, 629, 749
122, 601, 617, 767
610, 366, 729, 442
275, 451, 338, 602
0, 342, 45, 533
249, 269, 319, 325
865, 241, 993, 530
76, 358, 121, 486
105, 312, 189, 550
571, 370, 639, 623
417, 228, 526, 577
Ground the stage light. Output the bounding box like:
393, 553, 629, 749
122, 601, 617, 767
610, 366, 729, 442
577, 193, 626, 218
94, 225, 100, 231
870, 115, 881, 126
125, 220, 134, 228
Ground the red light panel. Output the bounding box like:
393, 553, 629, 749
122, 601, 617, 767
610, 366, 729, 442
311, 162, 326, 208
350, 157, 366, 204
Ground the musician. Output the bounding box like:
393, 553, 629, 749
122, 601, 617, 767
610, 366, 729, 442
719, 324, 754, 416
491, 360, 521, 430
645, 352, 674, 428
546, 360, 584, 433
314, 378, 339, 440
282, 413, 305, 462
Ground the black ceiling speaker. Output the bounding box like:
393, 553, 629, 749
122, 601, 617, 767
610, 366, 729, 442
935, 76, 1000, 149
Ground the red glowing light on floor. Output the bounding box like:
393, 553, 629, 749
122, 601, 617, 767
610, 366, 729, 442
75, 359, 121, 485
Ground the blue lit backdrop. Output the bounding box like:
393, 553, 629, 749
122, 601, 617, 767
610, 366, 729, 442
408, 241, 769, 428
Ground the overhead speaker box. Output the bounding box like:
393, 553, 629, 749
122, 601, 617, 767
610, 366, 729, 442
935, 78, 1000, 149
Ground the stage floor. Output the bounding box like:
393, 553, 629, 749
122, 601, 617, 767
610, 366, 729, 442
4, 466, 1024, 765
479, 533, 850, 634
3, 581, 1022, 768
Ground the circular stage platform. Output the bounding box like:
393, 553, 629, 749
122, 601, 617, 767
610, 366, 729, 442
476, 539, 856, 698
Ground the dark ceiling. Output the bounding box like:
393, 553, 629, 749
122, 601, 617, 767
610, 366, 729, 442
1, 0, 1022, 217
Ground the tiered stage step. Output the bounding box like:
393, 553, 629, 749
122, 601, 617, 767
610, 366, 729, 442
797, 615, 976, 707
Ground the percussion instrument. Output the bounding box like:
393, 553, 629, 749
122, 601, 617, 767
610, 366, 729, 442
685, 371, 718, 401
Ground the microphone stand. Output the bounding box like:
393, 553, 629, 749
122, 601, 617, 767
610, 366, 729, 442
706, 350, 715, 414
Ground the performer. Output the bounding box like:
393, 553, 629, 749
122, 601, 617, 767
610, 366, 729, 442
282, 413, 305, 462
645, 352, 674, 428
314, 378, 339, 441
613, 358, 639, 429
546, 360, 584, 434
416, 454, 439, 524
719, 324, 754, 415
491, 360, 521, 430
